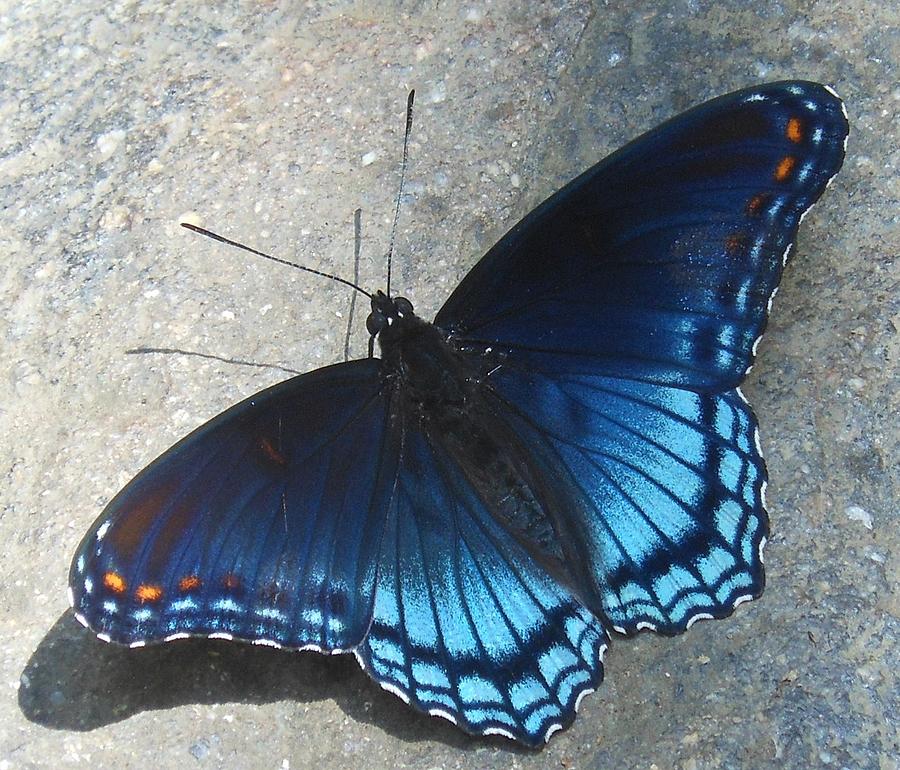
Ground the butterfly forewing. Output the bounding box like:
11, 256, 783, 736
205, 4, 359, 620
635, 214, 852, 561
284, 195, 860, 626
70, 360, 397, 651
436, 81, 848, 391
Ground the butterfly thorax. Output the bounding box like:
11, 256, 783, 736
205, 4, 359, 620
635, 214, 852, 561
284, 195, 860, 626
373, 296, 472, 413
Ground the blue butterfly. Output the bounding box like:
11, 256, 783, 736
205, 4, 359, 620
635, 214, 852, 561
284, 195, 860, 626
69, 81, 848, 746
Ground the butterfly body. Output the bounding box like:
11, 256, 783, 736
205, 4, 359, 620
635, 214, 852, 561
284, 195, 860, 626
375, 294, 577, 594
70, 82, 848, 746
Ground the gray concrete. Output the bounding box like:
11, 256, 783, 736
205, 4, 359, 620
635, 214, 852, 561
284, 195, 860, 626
2, 1, 896, 768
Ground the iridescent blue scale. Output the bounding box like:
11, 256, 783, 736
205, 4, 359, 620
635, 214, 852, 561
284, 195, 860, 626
69, 81, 848, 746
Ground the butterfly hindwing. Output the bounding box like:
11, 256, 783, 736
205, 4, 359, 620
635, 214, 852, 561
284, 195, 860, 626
357, 420, 608, 746
436, 81, 848, 391
487, 366, 767, 634
69, 359, 398, 650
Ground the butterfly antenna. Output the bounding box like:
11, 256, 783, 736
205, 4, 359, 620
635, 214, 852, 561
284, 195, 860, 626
343, 208, 363, 362
126, 347, 302, 376
181, 223, 373, 299
386, 89, 415, 298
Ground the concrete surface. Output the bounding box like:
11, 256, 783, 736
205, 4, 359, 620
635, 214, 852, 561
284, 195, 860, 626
2, 1, 897, 768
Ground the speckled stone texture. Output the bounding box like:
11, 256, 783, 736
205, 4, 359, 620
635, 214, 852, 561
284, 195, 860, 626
2, 1, 896, 768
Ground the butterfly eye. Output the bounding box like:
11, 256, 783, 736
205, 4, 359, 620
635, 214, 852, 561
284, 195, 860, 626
366, 309, 387, 336
394, 296, 413, 316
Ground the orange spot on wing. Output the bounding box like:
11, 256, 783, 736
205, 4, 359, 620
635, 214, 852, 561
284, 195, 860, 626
774, 156, 796, 182
178, 575, 201, 592
108, 484, 176, 554
103, 572, 126, 594
223, 573, 241, 590
786, 116, 803, 143
725, 232, 748, 256
258, 437, 288, 468
746, 192, 770, 217
135, 584, 163, 603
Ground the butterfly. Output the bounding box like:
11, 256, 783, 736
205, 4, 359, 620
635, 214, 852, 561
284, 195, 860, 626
69, 81, 848, 746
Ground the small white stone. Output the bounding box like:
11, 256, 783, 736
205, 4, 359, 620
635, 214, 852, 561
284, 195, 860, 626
845, 505, 873, 530
361, 150, 378, 166
99, 205, 131, 230
179, 211, 202, 227
866, 548, 885, 564
96, 129, 126, 157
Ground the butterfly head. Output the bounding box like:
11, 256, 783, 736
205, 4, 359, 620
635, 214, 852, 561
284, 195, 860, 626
366, 290, 415, 338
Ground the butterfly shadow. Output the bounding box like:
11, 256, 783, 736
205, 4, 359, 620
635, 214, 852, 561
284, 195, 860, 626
19, 610, 518, 750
